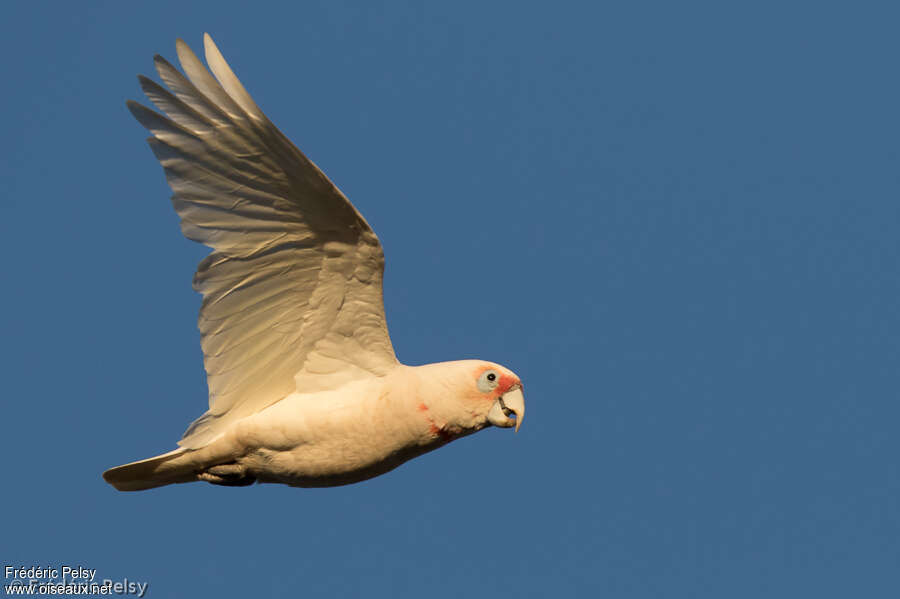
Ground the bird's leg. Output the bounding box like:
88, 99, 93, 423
198, 463, 256, 487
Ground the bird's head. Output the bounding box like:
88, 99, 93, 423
416, 360, 525, 436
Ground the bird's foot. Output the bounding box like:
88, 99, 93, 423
198, 463, 256, 487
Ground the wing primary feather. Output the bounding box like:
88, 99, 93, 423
202, 33, 266, 123
127, 100, 204, 148
138, 75, 218, 134
154, 54, 230, 126
175, 38, 249, 123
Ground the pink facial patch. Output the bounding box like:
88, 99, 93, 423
496, 372, 518, 396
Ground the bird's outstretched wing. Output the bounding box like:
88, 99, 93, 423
130, 34, 398, 449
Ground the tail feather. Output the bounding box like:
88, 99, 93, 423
103, 448, 198, 491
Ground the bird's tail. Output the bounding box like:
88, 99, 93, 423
103, 448, 197, 492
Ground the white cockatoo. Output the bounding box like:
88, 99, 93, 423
103, 35, 525, 491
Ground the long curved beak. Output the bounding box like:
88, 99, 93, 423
487, 386, 525, 432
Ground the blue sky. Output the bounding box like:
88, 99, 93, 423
3, 1, 900, 597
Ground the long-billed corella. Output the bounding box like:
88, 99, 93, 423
103, 34, 525, 491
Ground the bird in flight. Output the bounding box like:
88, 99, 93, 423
103, 34, 525, 491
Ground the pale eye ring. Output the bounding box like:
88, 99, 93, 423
477, 369, 500, 393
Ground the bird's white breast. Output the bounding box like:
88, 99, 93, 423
223, 366, 434, 486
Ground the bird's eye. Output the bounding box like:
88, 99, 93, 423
477, 370, 500, 393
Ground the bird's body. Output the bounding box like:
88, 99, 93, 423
103, 35, 524, 492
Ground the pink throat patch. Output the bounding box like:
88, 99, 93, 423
417, 401, 454, 442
